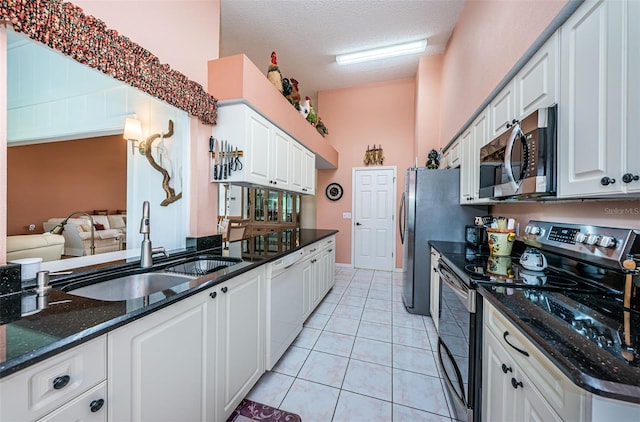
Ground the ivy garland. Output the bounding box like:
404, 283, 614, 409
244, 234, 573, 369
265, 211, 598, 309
1, 0, 218, 125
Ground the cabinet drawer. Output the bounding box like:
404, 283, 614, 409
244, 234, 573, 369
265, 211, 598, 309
0, 337, 107, 422
484, 305, 588, 421
38, 381, 107, 422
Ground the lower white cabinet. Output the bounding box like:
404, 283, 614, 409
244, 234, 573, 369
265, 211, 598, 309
39, 381, 107, 422
482, 302, 588, 422
108, 266, 265, 422
429, 247, 440, 331
215, 268, 265, 421
302, 236, 336, 321
0, 336, 107, 422
108, 287, 217, 422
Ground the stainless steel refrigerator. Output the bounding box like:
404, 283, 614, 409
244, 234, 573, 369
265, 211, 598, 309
399, 167, 487, 315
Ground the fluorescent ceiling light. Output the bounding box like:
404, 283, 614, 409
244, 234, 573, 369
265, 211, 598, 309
336, 39, 427, 65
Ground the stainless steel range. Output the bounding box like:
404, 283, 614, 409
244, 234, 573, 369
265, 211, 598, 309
435, 221, 640, 422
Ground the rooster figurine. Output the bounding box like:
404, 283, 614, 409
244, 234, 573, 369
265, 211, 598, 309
298, 97, 310, 119
267, 51, 283, 93
282, 78, 292, 98
305, 96, 318, 126
287, 78, 301, 109
316, 118, 329, 137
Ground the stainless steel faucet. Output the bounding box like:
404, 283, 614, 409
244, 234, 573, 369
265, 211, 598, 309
140, 201, 168, 268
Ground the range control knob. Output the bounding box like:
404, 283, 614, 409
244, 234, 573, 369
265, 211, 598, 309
575, 232, 588, 243
524, 225, 532, 234
529, 226, 541, 235
597, 236, 616, 248
586, 234, 601, 245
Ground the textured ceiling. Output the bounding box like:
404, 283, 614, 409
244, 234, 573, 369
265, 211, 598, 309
220, 0, 465, 104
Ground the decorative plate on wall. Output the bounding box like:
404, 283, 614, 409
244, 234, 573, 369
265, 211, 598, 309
325, 183, 343, 201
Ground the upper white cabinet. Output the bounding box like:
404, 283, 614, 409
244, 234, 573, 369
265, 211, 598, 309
490, 32, 559, 140
558, 0, 640, 197
460, 108, 492, 204
303, 149, 316, 195
443, 137, 461, 169
489, 81, 516, 139
213, 103, 315, 195
516, 31, 559, 118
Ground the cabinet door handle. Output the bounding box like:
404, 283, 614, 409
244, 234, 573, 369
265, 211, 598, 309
328, 249, 333, 252
501, 363, 512, 374
90, 399, 105, 413
209, 291, 217, 299
53, 375, 71, 390
221, 286, 228, 293
622, 173, 639, 183
503, 331, 529, 357
511, 378, 523, 389
310, 248, 317, 252
600, 176, 616, 186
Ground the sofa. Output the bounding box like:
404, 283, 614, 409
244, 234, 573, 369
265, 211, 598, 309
6, 233, 65, 262
43, 214, 126, 257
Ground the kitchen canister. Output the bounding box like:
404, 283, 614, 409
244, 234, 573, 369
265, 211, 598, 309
9, 257, 43, 281
486, 228, 516, 256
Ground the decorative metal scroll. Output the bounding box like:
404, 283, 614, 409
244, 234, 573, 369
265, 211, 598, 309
143, 120, 182, 206
1, 0, 218, 125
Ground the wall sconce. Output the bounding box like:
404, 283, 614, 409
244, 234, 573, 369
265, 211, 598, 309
123, 116, 145, 154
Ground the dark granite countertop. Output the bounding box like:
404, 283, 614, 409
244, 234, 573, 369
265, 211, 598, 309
0, 228, 337, 378
429, 241, 640, 404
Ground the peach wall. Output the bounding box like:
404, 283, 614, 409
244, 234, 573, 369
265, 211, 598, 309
415, 55, 444, 165
317, 79, 416, 267
439, 0, 567, 145
7, 136, 127, 235
73, 0, 222, 238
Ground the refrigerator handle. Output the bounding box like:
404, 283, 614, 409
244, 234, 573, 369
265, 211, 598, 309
399, 192, 405, 244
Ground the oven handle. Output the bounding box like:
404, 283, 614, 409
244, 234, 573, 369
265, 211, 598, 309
437, 337, 468, 409
438, 261, 476, 313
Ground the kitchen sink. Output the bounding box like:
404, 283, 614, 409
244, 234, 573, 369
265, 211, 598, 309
63, 255, 244, 302
64, 273, 196, 301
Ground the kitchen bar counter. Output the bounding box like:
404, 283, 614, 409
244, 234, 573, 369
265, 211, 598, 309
0, 228, 337, 378
429, 241, 640, 404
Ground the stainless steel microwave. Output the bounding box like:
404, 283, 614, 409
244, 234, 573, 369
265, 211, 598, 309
479, 105, 557, 200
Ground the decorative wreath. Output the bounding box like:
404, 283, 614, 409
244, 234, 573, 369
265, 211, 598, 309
1, 0, 218, 125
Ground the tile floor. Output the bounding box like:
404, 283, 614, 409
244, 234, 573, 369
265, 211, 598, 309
244, 267, 455, 421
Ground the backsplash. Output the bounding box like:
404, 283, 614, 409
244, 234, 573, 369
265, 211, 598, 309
492, 199, 640, 233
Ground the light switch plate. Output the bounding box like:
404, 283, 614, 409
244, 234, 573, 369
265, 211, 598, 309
342, 212, 351, 219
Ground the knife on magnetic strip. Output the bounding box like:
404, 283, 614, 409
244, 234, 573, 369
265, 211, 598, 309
212, 138, 219, 180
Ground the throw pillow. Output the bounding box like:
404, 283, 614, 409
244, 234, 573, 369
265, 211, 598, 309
94, 223, 106, 231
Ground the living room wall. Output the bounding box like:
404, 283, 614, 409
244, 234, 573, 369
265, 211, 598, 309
7, 135, 127, 235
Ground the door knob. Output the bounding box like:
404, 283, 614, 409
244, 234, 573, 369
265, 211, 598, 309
622, 173, 639, 183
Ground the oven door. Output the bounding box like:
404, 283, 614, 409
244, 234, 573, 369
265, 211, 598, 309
437, 259, 479, 422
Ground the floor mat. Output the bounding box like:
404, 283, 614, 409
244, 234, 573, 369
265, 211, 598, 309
227, 399, 302, 422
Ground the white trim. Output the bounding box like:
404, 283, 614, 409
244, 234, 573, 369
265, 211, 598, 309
351, 166, 397, 271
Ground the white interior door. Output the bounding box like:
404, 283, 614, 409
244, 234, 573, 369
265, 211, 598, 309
352, 167, 396, 271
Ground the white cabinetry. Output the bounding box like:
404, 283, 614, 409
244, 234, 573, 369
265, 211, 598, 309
429, 247, 440, 331
302, 236, 336, 321
482, 303, 588, 422
216, 268, 265, 421
108, 288, 217, 422
213, 103, 316, 195
489, 32, 558, 140
559, 0, 640, 197
108, 266, 265, 422
460, 109, 491, 204
0, 337, 107, 422
38, 382, 107, 422
443, 137, 461, 169
489, 81, 516, 139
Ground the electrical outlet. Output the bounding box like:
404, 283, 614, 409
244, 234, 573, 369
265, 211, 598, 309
342, 212, 351, 219
28, 224, 36, 231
